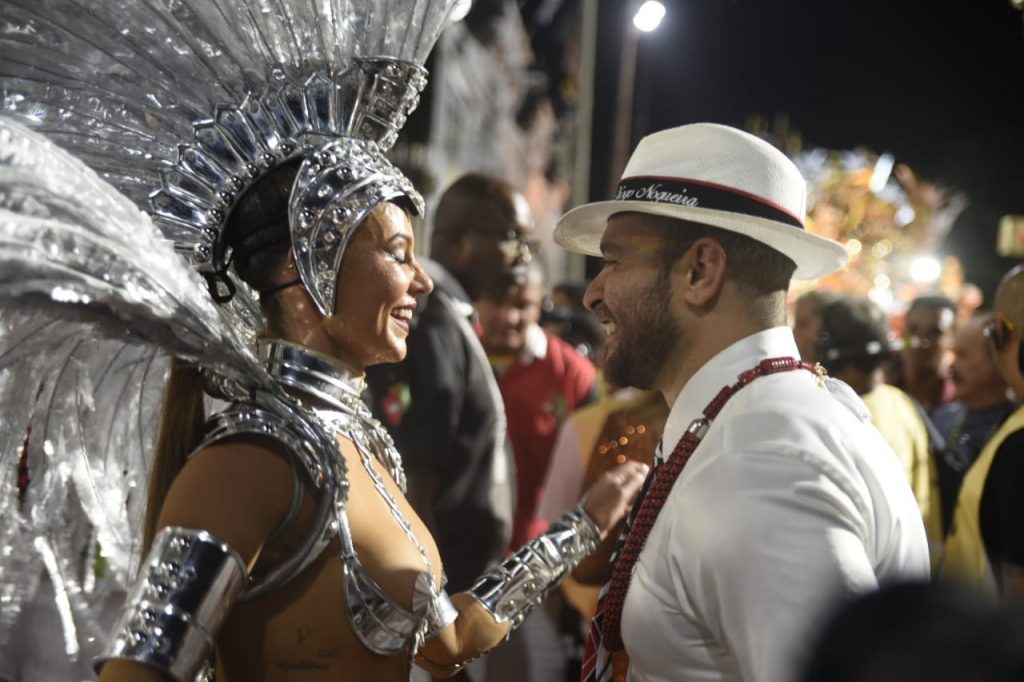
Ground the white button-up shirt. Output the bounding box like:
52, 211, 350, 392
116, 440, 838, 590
621, 327, 929, 682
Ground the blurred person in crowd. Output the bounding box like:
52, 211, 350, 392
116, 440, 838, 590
943, 265, 1024, 599
538, 386, 667, 680
474, 262, 598, 682
475, 262, 599, 549
792, 289, 841, 363
538, 388, 667, 607
365, 173, 533, 641
541, 282, 605, 363
555, 123, 928, 682
799, 581, 1024, 682
816, 295, 943, 569
541, 285, 606, 365
551, 282, 587, 310
957, 282, 984, 322
899, 295, 958, 413
932, 313, 1017, 533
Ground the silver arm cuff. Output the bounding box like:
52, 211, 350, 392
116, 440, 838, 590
423, 588, 460, 642
95, 527, 247, 682
466, 505, 600, 629
410, 571, 460, 645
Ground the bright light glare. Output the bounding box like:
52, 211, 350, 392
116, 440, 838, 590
869, 153, 894, 193
869, 286, 895, 310
895, 205, 916, 226
450, 0, 472, 22
909, 256, 942, 284
633, 1, 666, 32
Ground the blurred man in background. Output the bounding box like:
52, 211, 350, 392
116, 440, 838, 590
932, 313, 1017, 533
792, 289, 841, 364
366, 174, 533, 682
816, 295, 942, 569
943, 265, 1024, 599
899, 295, 957, 414
475, 262, 598, 550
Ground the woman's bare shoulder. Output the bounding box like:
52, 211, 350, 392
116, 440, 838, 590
155, 436, 299, 562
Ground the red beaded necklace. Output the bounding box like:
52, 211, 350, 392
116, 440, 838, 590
599, 356, 819, 652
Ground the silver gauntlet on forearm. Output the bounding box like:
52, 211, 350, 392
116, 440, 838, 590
95, 527, 247, 681
467, 505, 600, 629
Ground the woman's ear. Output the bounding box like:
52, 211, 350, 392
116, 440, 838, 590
681, 238, 727, 307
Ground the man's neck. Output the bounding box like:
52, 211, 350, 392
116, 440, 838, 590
659, 321, 776, 408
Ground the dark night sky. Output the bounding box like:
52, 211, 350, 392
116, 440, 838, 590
589, 0, 1024, 298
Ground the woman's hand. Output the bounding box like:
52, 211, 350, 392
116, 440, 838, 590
581, 460, 649, 539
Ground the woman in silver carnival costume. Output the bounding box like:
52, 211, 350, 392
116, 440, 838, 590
0, 1, 646, 680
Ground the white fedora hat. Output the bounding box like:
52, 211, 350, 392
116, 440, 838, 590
555, 123, 848, 280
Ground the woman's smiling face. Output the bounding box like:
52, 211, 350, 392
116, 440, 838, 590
326, 202, 433, 368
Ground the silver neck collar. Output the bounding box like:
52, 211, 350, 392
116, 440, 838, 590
260, 339, 366, 412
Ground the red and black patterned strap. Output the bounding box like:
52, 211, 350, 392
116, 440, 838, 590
599, 356, 815, 653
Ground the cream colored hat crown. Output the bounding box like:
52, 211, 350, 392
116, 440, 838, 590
555, 123, 848, 279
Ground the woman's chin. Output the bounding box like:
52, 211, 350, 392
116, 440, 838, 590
368, 341, 407, 367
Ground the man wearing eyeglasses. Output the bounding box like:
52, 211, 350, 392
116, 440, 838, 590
898, 295, 958, 414
365, 174, 537, 670
943, 264, 1024, 600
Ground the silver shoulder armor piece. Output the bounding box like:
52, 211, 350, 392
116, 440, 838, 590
201, 402, 328, 490
197, 401, 343, 601
467, 505, 600, 629
95, 527, 247, 682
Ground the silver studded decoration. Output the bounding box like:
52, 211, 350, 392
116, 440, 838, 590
288, 137, 424, 316
146, 58, 428, 285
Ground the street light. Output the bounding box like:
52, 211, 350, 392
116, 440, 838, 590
609, 1, 666, 194
910, 256, 942, 284
633, 1, 666, 33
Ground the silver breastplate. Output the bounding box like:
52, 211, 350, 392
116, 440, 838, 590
200, 340, 452, 656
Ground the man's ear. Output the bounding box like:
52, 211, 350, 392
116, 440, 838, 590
443, 230, 472, 269
681, 238, 727, 307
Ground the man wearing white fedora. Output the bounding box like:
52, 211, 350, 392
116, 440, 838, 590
556, 123, 930, 682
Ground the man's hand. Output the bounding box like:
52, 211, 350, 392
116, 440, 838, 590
581, 461, 649, 539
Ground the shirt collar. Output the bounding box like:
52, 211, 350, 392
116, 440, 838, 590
659, 326, 800, 462
519, 324, 548, 362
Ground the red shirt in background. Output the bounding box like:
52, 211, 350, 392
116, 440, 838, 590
494, 326, 597, 550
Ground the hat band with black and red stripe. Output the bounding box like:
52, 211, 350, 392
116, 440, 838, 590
614, 175, 804, 229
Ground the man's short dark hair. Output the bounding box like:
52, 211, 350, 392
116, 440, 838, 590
432, 173, 519, 244
907, 295, 957, 319
797, 289, 843, 316
817, 296, 892, 375
639, 214, 797, 297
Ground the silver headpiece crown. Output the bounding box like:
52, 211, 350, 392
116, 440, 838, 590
1, 0, 455, 316
156, 58, 428, 296
290, 138, 424, 315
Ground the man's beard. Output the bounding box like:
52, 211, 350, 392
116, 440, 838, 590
604, 275, 680, 390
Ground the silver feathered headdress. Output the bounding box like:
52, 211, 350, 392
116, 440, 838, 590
0, 1, 456, 669
1, 0, 455, 315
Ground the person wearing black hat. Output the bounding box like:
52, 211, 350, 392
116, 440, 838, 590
815, 295, 942, 570
556, 123, 930, 682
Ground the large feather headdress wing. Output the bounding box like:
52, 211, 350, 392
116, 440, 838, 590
2, 0, 456, 315
0, 0, 457, 672
0, 116, 266, 671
